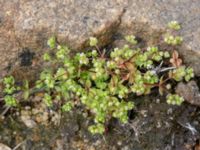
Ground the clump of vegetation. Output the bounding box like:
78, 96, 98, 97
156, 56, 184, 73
1, 21, 194, 134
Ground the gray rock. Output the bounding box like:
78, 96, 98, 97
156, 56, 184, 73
1, 0, 200, 76
14, 0, 126, 51
176, 80, 200, 106
0, 0, 19, 77
21, 116, 37, 128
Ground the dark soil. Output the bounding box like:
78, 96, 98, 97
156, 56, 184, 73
0, 94, 200, 150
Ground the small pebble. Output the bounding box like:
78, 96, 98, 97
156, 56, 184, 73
140, 110, 148, 117
117, 141, 122, 146
21, 116, 37, 128
167, 108, 173, 115
122, 146, 129, 150
156, 121, 162, 128
156, 99, 160, 103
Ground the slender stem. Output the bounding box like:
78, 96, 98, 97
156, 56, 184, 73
162, 77, 170, 83
13, 140, 27, 150
160, 67, 176, 72
95, 45, 102, 56
121, 53, 137, 65
1, 106, 11, 116
144, 82, 159, 87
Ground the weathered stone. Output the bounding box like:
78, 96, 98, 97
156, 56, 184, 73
176, 81, 200, 106
20, 110, 37, 128
0, 0, 19, 77
14, 0, 126, 49
1, 0, 200, 77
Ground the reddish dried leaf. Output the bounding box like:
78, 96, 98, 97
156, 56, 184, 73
170, 50, 182, 67
195, 145, 200, 150
122, 73, 130, 82
158, 76, 165, 95
124, 62, 136, 83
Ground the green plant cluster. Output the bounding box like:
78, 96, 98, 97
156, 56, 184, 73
169, 66, 194, 82
167, 21, 181, 30
164, 35, 183, 45
166, 94, 184, 105
2, 21, 194, 134
164, 21, 183, 45
3, 76, 19, 106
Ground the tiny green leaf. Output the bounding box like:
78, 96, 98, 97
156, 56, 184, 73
89, 37, 98, 47
47, 36, 56, 48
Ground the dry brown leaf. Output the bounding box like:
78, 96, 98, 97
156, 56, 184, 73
195, 145, 200, 150
170, 50, 182, 67
125, 62, 136, 83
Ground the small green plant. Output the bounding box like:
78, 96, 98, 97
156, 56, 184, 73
164, 21, 183, 45
125, 35, 137, 45
2, 21, 194, 134
167, 21, 181, 30
166, 94, 184, 105
164, 35, 183, 45
3, 76, 19, 106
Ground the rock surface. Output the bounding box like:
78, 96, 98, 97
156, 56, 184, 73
1, 0, 200, 76
176, 80, 200, 106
